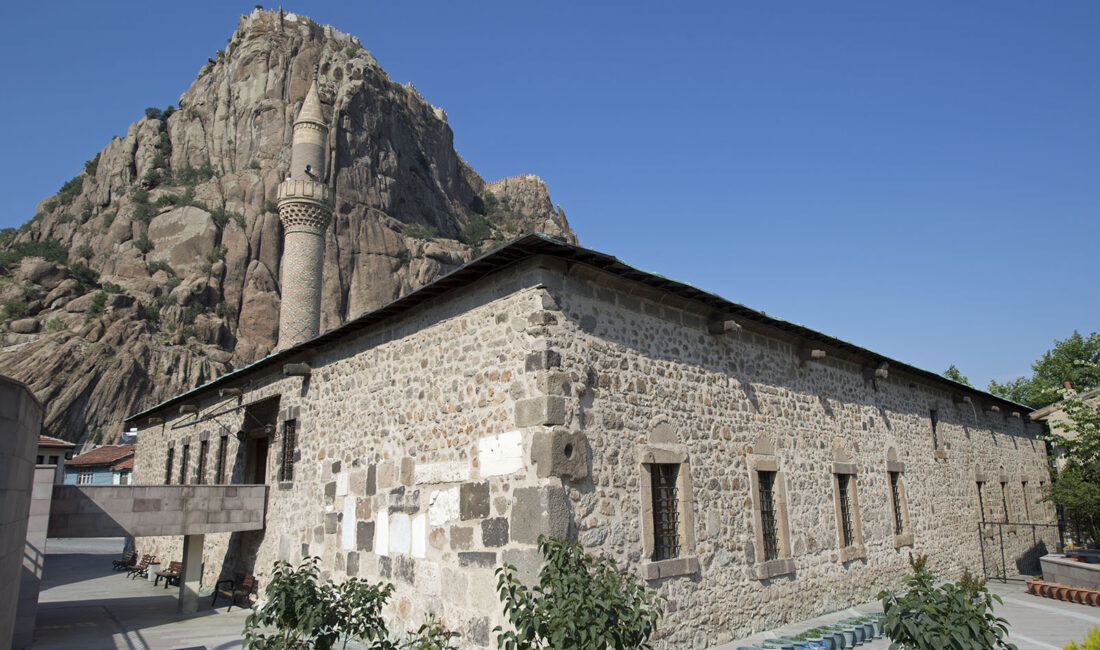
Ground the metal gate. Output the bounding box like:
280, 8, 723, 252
978, 521, 1062, 582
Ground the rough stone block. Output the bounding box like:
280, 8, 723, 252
415, 461, 470, 485
378, 555, 391, 579
450, 526, 473, 550
428, 487, 460, 526
388, 513, 411, 555
395, 555, 416, 584
478, 431, 525, 477
502, 548, 544, 586
531, 430, 588, 480
400, 457, 414, 486
357, 521, 374, 551
458, 551, 497, 568
324, 512, 338, 535
460, 482, 490, 520
346, 551, 359, 576
411, 513, 427, 558
324, 482, 336, 499
510, 486, 571, 544
481, 517, 509, 547
536, 371, 572, 396
524, 350, 561, 372
515, 396, 566, 427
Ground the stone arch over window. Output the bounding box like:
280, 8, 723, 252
637, 419, 698, 580
747, 435, 794, 579
885, 447, 913, 548
831, 440, 865, 562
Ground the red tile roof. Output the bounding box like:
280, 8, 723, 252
38, 435, 76, 449
66, 444, 135, 468
111, 457, 134, 471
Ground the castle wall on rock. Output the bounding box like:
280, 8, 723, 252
133, 255, 1053, 649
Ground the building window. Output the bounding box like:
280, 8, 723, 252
78, 469, 93, 485
650, 463, 680, 561
1021, 481, 1031, 521
1000, 481, 1014, 523
118, 470, 131, 485
930, 409, 939, 449
179, 445, 190, 485
758, 470, 780, 562
832, 464, 864, 560
889, 472, 904, 535
36, 455, 44, 464
976, 481, 986, 522
280, 420, 298, 482
49, 455, 58, 465
196, 440, 208, 484
216, 435, 228, 484
165, 447, 174, 485
837, 474, 855, 547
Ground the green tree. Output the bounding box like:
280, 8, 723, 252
988, 331, 1100, 409
879, 554, 1016, 650
1041, 376, 1100, 547
942, 364, 972, 387
494, 536, 664, 650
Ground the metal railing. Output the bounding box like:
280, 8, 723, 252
978, 520, 1062, 582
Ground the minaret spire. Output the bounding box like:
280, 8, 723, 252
276, 69, 333, 349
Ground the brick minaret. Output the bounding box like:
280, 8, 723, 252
276, 71, 332, 349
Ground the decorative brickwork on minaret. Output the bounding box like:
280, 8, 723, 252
277, 72, 333, 349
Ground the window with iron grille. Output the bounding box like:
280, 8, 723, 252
758, 470, 779, 562
889, 471, 904, 535
216, 435, 228, 484
837, 474, 855, 548
930, 409, 939, 449
196, 440, 208, 484
650, 463, 680, 561
165, 447, 174, 485
1000, 482, 1011, 522
1021, 481, 1031, 521
976, 481, 986, 522
179, 445, 190, 485
280, 420, 298, 483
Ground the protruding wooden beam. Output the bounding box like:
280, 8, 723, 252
863, 362, 889, 380
219, 387, 243, 398
953, 394, 971, 406
179, 404, 198, 415
706, 319, 741, 335
797, 347, 827, 366
984, 404, 1001, 416
147, 416, 164, 425
1010, 411, 1021, 419
283, 363, 312, 377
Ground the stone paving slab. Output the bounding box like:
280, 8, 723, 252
712, 580, 1100, 650
32, 537, 249, 650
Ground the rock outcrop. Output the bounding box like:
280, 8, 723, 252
0, 8, 576, 446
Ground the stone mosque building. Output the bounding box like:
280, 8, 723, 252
126, 72, 1056, 648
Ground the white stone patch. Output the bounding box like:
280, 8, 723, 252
414, 461, 470, 485
374, 509, 389, 557
341, 498, 356, 550
336, 472, 349, 496
388, 512, 410, 555
478, 430, 525, 477
415, 559, 441, 595
428, 488, 460, 526
411, 513, 427, 559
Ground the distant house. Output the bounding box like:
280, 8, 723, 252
36, 436, 76, 483
63, 445, 135, 485
1031, 387, 1099, 469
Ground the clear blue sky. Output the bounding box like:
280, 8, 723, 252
1, 2, 1096, 390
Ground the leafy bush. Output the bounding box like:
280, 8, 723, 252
0, 238, 69, 269
216, 301, 237, 318
180, 325, 198, 340
69, 262, 100, 287
102, 211, 116, 229
134, 233, 154, 254
88, 428, 102, 444
74, 244, 94, 260
249, 159, 262, 170
79, 201, 94, 223
494, 536, 664, 650
84, 153, 100, 177
145, 107, 163, 121
132, 203, 157, 225
57, 175, 84, 206
205, 245, 227, 264
136, 302, 160, 327
1064, 626, 1100, 650
459, 213, 494, 246
88, 292, 108, 318
46, 317, 65, 332
102, 282, 123, 294
402, 222, 439, 240
2, 301, 29, 321
264, 200, 278, 214
878, 554, 1015, 650
406, 616, 460, 650
146, 261, 174, 277
175, 160, 217, 185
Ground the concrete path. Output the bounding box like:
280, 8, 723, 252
32, 537, 249, 650
715, 580, 1100, 650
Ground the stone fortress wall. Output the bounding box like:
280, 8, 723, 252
133, 256, 1054, 649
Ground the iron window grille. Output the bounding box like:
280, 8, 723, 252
216, 435, 228, 484
650, 463, 680, 561
280, 420, 298, 483
889, 472, 904, 535
758, 470, 780, 562
838, 474, 855, 548
196, 440, 208, 484
179, 445, 190, 485
165, 448, 174, 485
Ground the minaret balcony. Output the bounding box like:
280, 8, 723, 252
277, 179, 332, 210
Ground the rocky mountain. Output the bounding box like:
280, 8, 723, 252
0, 8, 575, 446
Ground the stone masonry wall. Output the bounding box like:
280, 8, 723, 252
134, 261, 575, 646
532, 262, 1054, 649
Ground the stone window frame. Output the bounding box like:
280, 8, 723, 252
179, 441, 191, 485
164, 445, 175, 485
278, 406, 301, 486
832, 461, 866, 562
1020, 477, 1032, 522
998, 469, 1017, 534
886, 456, 914, 548
638, 445, 699, 581
196, 434, 209, 485
215, 435, 229, 485
747, 452, 795, 580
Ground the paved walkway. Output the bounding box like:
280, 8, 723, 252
32, 538, 249, 650
715, 579, 1100, 650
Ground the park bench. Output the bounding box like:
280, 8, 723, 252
112, 550, 137, 571
126, 554, 156, 579
154, 561, 182, 588
211, 574, 256, 611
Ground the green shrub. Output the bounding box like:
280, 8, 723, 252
132, 203, 157, 224
879, 554, 1015, 650
88, 292, 107, 318
1064, 626, 1100, 650
55, 212, 75, 225
102, 211, 116, 229
145, 107, 163, 121
162, 105, 175, 120
102, 282, 123, 294
69, 262, 99, 287
459, 213, 493, 246
209, 207, 244, 229
84, 153, 100, 177
133, 188, 150, 204
79, 202, 94, 223
494, 536, 664, 650
2, 301, 29, 321
248, 159, 261, 170
407, 616, 460, 650
205, 245, 227, 264
56, 175, 84, 206
174, 160, 217, 185
134, 233, 153, 254
88, 428, 102, 444
0, 238, 69, 269
0, 228, 15, 246
215, 301, 237, 318
46, 317, 65, 332
180, 325, 198, 339
402, 222, 439, 240
146, 260, 174, 277
263, 200, 278, 214
136, 302, 160, 327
